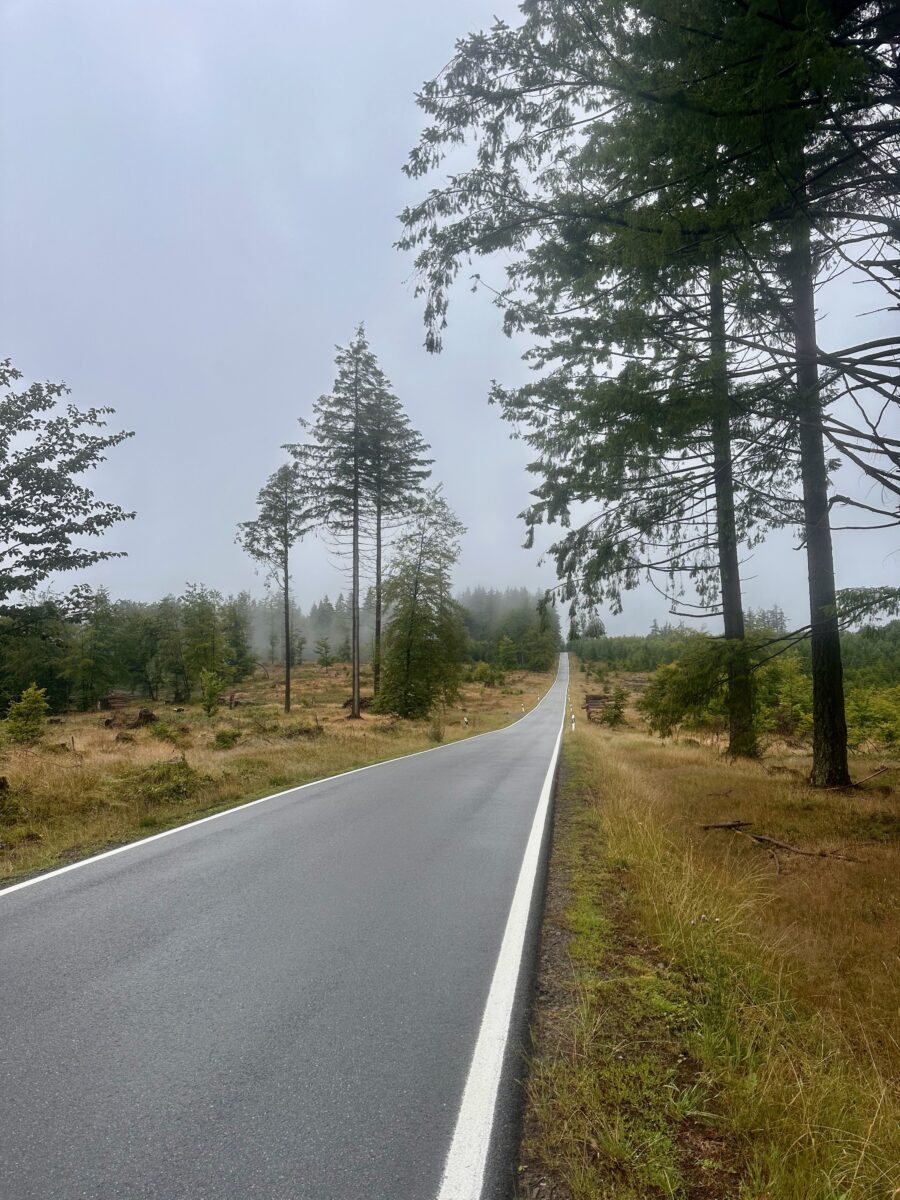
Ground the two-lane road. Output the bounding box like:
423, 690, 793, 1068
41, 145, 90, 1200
0, 655, 569, 1200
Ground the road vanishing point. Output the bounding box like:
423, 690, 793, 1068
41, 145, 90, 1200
0, 655, 569, 1200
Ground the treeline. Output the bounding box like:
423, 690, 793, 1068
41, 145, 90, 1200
0, 582, 559, 715
459, 587, 561, 672
571, 610, 791, 673
401, 2, 899, 784
573, 618, 900, 751
250, 591, 370, 666
0, 587, 255, 713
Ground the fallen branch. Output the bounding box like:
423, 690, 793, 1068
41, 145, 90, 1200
824, 764, 890, 791
702, 821, 864, 863
745, 832, 863, 863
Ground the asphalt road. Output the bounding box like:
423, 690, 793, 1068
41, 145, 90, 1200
0, 656, 568, 1200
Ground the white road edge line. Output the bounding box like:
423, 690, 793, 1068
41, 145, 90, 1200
0, 659, 565, 900
435, 684, 567, 1200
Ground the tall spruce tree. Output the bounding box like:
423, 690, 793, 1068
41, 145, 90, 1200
595, 0, 898, 782
399, 5, 792, 758
288, 329, 375, 717
288, 327, 428, 715
400, 0, 898, 783
237, 463, 312, 713
367, 385, 432, 696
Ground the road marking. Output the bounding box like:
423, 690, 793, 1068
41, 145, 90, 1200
0, 660, 565, 900
435, 687, 566, 1200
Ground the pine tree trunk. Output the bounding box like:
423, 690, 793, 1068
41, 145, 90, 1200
352, 506, 361, 717
788, 217, 850, 787
374, 498, 383, 697
708, 254, 757, 757
350, 369, 362, 719
283, 551, 291, 715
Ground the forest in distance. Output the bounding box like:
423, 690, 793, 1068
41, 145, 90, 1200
0, 582, 562, 717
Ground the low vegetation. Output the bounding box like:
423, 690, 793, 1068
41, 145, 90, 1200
574, 617, 900, 755
0, 660, 554, 886
519, 667, 899, 1199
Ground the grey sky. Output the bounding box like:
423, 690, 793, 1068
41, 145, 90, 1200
2, 0, 896, 634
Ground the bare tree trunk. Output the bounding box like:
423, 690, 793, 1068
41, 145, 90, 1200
709, 253, 757, 757
283, 551, 291, 714
350, 367, 362, 719
351, 499, 361, 717
788, 217, 850, 787
374, 497, 383, 696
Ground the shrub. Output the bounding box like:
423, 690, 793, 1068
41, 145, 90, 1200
599, 685, 628, 727
428, 711, 445, 743
213, 729, 241, 750
5, 683, 50, 744
150, 721, 189, 746
248, 711, 278, 735
199, 668, 223, 718
638, 639, 731, 738
116, 759, 207, 807
0, 781, 25, 826
471, 661, 505, 688
280, 722, 323, 741
844, 684, 900, 751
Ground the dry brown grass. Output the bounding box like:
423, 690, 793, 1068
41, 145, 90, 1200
0, 662, 553, 885
572, 667, 900, 1068
525, 665, 900, 1198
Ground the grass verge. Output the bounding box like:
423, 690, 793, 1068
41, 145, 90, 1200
518, 691, 899, 1199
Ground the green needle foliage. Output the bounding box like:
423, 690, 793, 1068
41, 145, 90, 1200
315, 637, 331, 672
237, 463, 313, 714
288, 327, 430, 715
198, 668, 223, 718
5, 683, 49, 744
367, 378, 432, 697
376, 489, 468, 719
401, 0, 899, 783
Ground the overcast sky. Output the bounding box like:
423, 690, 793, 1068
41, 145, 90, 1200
2, 0, 896, 634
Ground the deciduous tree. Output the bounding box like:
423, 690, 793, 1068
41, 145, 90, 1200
0, 360, 134, 601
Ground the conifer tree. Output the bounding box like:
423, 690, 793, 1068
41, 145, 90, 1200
221, 593, 256, 682
181, 585, 228, 689
288, 330, 374, 717
367, 385, 432, 696
288, 328, 428, 716
399, 5, 788, 757
376, 489, 467, 719
400, 0, 898, 782
315, 637, 331, 672
237, 463, 312, 713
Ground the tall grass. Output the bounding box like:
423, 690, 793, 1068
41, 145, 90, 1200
559, 724, 900, 1199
